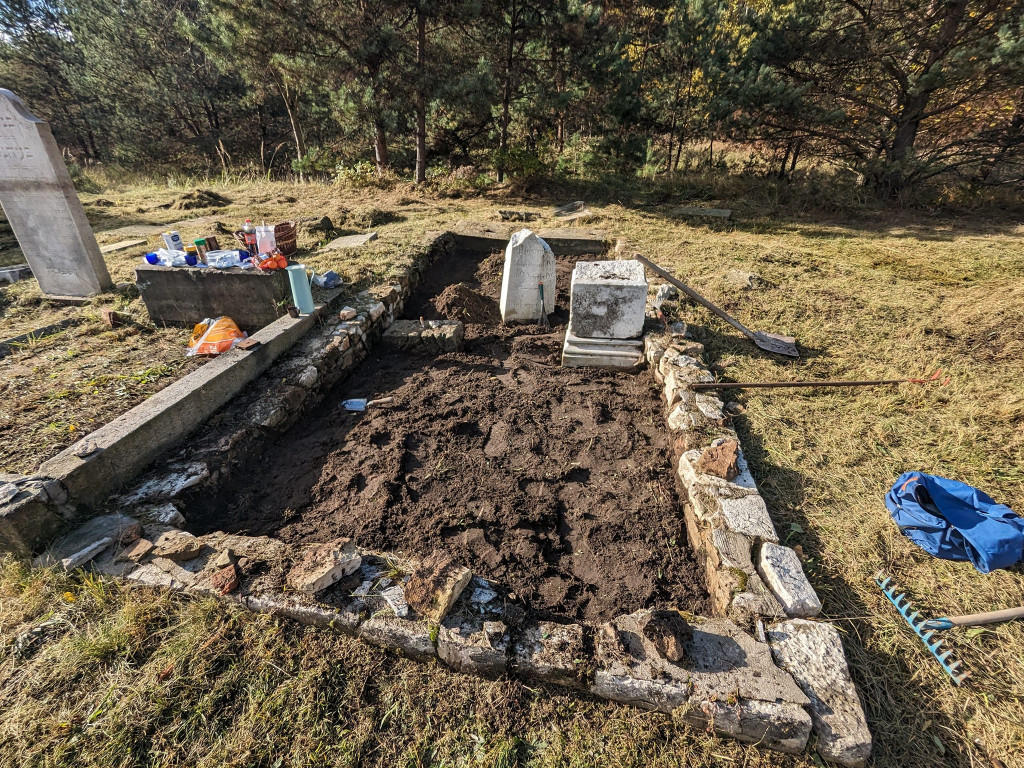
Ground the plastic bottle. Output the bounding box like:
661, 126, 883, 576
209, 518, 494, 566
144, 249, 189, 267
242, 219, 257, 256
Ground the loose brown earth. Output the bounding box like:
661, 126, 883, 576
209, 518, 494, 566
187, 248, 707, 622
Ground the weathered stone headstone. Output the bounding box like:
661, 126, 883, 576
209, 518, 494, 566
0, 90, 112, 297
499, 229, 556, 323
568, 260, 647, 339
562, 259, 647, 369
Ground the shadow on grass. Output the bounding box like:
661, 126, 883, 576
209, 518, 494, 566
725, 385, 978, 767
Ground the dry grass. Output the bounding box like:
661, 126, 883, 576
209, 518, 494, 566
1, 176, 1022, 766
0, 559, 805, 768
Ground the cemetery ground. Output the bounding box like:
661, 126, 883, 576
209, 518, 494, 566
1, 176, 1023, 767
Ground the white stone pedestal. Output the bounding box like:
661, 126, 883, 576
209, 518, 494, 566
568, 260, 646, 339
499, 229, 556, 323
561, 331, 643, 368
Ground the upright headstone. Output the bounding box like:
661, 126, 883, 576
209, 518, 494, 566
499, 229, 556, 323
0, 90, 112, 297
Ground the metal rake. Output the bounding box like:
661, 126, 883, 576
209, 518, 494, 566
875, 571, 970, 685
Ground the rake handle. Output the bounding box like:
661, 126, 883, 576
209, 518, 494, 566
936, 606, 1024, 629
634, 254, 757, 340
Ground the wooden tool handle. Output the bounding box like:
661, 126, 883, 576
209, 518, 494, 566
634, 254, 756, 340
368, 397, 394, 406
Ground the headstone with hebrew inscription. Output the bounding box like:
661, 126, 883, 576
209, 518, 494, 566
0, 89, 112, 297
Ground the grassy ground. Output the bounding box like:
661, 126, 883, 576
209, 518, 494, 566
1, 175, 1022, 766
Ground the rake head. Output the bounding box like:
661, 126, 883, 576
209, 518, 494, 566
875, 571, 969, 685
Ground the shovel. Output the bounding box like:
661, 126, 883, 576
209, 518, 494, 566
537, 282, 550, 329
342, 396, 394, 412
634, 254, 799, 358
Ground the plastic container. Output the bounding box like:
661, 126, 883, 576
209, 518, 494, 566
184, 245, 199, 266
162, 231, 185, 251
194, 238, 208, 262
286, 264, 315, 314
205, 249, 248, 268
256, 224, 276, 255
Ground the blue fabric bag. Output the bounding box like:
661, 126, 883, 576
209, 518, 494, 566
886, 472, 1024, 573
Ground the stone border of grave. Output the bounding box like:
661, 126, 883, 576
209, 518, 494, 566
4, 227, 870, 765
641, 328, 871, 766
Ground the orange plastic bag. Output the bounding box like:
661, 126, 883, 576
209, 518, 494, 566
187, 316, 246, 356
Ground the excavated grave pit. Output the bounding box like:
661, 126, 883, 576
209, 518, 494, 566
185, 247, 709, 623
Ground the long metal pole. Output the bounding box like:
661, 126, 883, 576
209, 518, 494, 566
690, 378, 912, 391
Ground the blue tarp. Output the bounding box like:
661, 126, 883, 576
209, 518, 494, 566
886, 472, 1024, 573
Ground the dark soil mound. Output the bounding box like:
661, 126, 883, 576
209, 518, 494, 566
432, 283, 500, 325
172, 189, 231, 210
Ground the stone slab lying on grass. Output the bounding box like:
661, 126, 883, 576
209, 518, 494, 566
34, 513, 142, 568
323, 232, 378, 250
438, 611, 510, 677
359, 614, 436, 662
100, 238, 147, 254
678, 699, 811, 755
670, 206, 732, 220
758, 543, 822, 617
593, 612, 811, 752
768, 619, 872, 767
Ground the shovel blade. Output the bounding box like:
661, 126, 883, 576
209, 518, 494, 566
342, 399, 368, 412
753, 331, 799, 358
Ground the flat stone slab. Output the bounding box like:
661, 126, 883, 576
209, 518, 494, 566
561, 331, 642, 369
100, 238, 147, 254
670, 206, 732, 220
99, 215, 221, 240
323, 232, 378, 250
768, 619, 872, 767
33, 513, 141, 568
451, 222, 610, 256
0, 264, 32, 284
758, 542, 822, 617
568, 259, 647, 339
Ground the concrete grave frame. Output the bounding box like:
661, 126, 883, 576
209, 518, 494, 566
2, 228, 870, 765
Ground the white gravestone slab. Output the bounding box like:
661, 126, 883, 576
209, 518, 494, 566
0, 90, 112, 297
499, 229, 556, 323
568, 259, 647, 339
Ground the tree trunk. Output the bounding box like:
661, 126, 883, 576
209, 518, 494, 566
415, 4, 427, 184
374, 122, 390, 176
497, 4, 517, 183
283, 92, 306, 164
875, 0, 969, 198
666, 81, 682, 174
